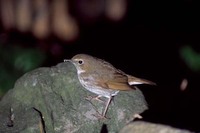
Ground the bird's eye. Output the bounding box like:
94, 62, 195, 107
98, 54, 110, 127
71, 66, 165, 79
78, 60, 84, 65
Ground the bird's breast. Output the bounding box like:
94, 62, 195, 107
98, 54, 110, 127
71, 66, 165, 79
77, 72, 119, 97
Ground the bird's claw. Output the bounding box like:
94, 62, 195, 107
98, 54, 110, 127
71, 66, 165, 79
85, 95, 104, 103
92, 112, 109, 120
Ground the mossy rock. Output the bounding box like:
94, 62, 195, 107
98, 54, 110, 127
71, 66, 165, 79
0, 62, 148, 133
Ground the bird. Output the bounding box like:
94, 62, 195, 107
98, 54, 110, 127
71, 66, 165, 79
64, 54, 155, 118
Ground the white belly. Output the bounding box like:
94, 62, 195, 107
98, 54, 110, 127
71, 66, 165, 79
78, 75, 119, 98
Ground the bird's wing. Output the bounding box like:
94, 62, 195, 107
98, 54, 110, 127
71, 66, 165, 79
97, 72, 133, 91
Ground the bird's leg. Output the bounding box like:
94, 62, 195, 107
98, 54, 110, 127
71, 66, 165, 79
90, 96, 113, 119
85, 95, 104, 103
102, 96, 112, 118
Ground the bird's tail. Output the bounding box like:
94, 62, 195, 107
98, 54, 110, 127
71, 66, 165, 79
127, 75, 156, 85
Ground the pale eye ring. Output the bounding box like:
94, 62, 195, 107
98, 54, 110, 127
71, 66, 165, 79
78, 59, 84, 65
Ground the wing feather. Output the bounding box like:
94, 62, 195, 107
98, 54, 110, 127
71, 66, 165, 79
105, 72, 133, 91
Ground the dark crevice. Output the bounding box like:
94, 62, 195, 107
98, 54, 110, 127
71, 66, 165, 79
7, 107, 14, 127
100, 124, 108, 133
33, 107, 46, 133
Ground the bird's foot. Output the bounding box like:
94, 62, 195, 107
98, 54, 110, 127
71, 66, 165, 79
92, 112, 109, 120
85, 95, 104, 103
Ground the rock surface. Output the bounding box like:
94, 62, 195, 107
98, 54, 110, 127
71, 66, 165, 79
119, 121, 193, 133
0, 62, 148, 133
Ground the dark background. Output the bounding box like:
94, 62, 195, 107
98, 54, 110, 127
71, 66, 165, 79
1, 0, 200, 132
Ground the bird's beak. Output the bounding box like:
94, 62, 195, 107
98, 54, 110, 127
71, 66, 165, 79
64, 59, 76, 66
63, 59, 71, 62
